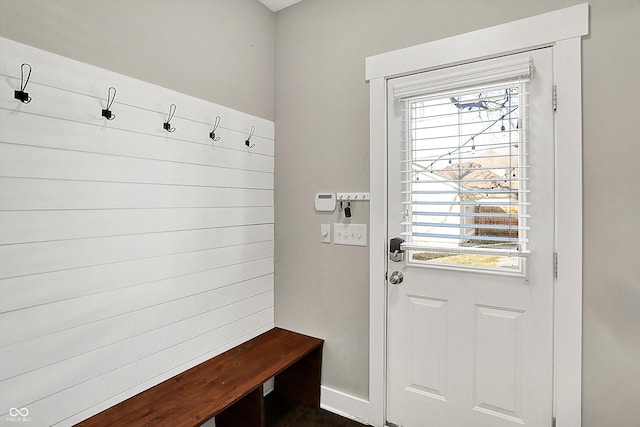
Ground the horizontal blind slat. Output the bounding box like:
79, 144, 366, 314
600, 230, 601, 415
407, 222, 529, 231
410, 232, 526, 243
400, 243, 529, 257
412, 211, 529, 219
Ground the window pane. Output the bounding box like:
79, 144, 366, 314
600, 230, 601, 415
404, 82, 527, 271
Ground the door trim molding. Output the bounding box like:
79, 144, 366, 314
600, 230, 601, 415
366, 4, 588, 427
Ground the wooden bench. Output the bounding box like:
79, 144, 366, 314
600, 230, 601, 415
76, 328, 324, 427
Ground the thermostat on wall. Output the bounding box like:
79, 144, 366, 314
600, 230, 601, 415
315, 193, 336, 212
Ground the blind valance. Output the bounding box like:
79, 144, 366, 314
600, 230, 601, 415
393, 56, 532, 101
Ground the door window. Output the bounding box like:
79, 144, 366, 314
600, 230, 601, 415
396, 60, 531, 273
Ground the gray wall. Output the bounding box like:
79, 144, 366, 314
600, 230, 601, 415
274, 0, 640, 425
0, 0, 275, 120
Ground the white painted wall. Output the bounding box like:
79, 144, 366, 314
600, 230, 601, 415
0, 37, 275, 426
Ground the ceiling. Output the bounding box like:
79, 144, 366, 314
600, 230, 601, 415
258, 0, 303, 12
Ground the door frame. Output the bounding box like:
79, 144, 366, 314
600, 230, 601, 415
366, 4, 588, 427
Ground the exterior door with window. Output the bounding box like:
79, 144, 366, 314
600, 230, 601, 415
386, 48, 555, 427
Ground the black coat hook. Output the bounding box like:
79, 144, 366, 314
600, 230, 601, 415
14, 63, 32, 103
163, 104, 176, 132
245, 125, 256, 148
102, 87, 117, 120
209, 115, 221, 141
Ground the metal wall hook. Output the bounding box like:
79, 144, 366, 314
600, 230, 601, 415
14, 63, 32, 103
163, 103, 176, 132
101, 86, 117, 120
245, 125, 255, 148
209, 115, 221, 141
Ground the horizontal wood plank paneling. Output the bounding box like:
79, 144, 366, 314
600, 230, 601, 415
0, 36, 275, 426
0, 143, 274, 189
0, 224, 273, 279
0, 251, 274, 314
0, 250, 274, 345
0, 207, 274, 244
1, 269, 274, 380
0, 177, 273, 210
2, 289, 274, 403
0, 111, 275, 173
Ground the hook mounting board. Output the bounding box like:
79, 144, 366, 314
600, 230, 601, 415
336, 192, 370, 202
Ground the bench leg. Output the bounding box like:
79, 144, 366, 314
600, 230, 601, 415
215, 385, 265, 427
274, 345, 323, 408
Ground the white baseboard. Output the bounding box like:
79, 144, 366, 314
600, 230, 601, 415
321, 385, 370, 425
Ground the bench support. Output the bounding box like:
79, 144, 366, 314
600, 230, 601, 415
275, 345, 322, 408
216, 386, 265, 427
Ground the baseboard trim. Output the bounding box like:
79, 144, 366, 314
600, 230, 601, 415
321, 385, 370, 425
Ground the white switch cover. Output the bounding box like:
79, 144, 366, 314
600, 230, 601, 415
320, 224, 331, 243
333, 223, 367, 247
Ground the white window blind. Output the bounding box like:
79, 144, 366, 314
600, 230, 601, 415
395, 57, 532, 265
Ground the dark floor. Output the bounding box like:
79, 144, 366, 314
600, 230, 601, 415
265, 393, 367, 427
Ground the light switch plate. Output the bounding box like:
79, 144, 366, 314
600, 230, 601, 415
333, 223, 367, 247
320, 224, 331, 243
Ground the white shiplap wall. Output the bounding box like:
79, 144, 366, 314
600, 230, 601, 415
0, 37, 274, 426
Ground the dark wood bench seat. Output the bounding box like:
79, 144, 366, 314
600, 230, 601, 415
76, 328, 324, 427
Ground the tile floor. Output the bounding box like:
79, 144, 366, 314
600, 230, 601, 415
265, 393, 367, 427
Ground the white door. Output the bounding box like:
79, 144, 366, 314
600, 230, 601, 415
386, 48, 555, 427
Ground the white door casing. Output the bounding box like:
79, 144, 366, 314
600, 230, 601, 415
366, 4, 587, 427
386, 49, 554, 427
